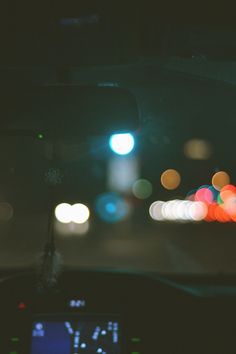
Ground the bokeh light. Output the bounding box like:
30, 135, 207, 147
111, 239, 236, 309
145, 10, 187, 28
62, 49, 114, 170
217, 194, 223, 205
214, 204, 231, 223
149, 199, 207, 222
160, 169, 181, 190
71, 203, 90, 224
109, 133, 135, 155
132, 179, 153, 199
189, 201, 208, 221
95, 193, 130, 223
151, 181, 236, 223
220, 184, 236, 203
205, 202, 217, 222
176, 201, 192, 220
224, 194, 236, 218
55, 203, 90, 224
184, 139, 212, 160
149, 201, 165, 221
195, 186, 214, 204
162, 200, 178, 220
212, 171, 230, 191
55, 203, 72, 223
220, 189, 235, 203
221, 184, 236, 194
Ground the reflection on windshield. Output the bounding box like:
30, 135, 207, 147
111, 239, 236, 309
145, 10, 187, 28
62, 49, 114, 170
1, 68, 236, 274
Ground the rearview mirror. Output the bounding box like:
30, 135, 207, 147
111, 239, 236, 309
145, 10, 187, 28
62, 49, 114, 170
1, 85, 140, 140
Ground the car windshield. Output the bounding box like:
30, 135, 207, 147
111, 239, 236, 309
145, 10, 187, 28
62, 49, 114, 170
1, 2, 236, 274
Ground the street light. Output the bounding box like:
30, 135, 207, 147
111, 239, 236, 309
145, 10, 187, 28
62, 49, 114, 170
109, 133, 135, 155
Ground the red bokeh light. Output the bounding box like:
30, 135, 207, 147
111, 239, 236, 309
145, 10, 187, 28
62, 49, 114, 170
204, 203, 217, 222
214, 205, 231, 223
195, 187, 214, 204
221, 184, 236, 194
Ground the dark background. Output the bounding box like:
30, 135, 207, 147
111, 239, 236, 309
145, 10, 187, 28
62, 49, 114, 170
0, 1, 236, 273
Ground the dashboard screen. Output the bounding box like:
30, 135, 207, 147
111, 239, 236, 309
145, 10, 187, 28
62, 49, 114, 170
31, 317, 120, 354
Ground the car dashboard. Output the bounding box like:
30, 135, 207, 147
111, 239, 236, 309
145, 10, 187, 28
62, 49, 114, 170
1, 270, 236, 354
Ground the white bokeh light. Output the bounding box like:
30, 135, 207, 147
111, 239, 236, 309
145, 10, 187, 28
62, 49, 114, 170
149, 199, 207, 222
149, 201, 165, 221
71, 203, 90, 224
55, 203, 90, 224
109, 133, 135, 155
189, 201, 208, 221
55, 203, 72, 223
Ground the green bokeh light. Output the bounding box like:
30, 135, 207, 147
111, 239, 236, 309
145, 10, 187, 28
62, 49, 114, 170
132, 179, 153, 199
217, 193, 223, 205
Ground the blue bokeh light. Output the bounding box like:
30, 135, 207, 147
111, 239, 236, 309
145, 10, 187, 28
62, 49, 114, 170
95, 193, 129, 223
105, 203, 117, 214
109, 133, 135, 155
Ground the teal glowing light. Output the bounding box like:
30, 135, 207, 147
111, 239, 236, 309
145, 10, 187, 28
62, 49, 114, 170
109, 133, 135, 155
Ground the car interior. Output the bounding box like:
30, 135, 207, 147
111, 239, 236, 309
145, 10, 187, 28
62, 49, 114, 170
1, 1, 236, 353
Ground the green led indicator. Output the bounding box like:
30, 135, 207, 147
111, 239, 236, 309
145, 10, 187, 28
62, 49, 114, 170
131, 352, 140, 354
11, 337, 19, 342
9, 351, 18, 354
37, 133, 44, 140
131, 337, 141, 343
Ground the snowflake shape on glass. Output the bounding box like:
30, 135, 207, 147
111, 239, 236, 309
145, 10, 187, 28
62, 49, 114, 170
44, 168, 64, 186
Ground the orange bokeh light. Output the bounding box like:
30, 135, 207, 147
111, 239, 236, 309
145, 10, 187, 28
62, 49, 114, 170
212, 171, 230, 191
160, 169, 181, 190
